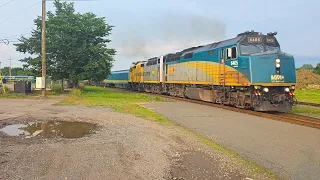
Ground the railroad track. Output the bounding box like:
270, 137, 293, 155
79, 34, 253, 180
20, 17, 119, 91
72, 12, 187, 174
93, 85, 320, 129
297, 101, 320, 108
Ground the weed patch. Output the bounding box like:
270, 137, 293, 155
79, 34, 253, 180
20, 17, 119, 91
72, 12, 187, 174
295, 90, 320, 104
59, 86, 170, 125
290, 105, 320, 118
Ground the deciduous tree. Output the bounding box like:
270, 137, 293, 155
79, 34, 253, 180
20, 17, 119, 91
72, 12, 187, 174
300, 64, 314, 70
314, 63, 320, 75
15, 0, 116, 87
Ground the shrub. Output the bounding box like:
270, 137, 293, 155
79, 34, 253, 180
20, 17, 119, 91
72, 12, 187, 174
70, 88, 82, 96
83, 80, 89, 85
79, 82, 85, 90
0, 85, 11, 94
52, 84, 62, 94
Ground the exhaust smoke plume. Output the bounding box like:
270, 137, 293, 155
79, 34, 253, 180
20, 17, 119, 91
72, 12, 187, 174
116, 13, 226, 60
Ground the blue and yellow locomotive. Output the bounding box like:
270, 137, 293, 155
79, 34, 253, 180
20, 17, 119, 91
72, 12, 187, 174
106, 31, 296, 112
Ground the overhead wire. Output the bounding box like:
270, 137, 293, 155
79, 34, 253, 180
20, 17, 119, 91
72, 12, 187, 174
0, 0, 15, 9
0, 33, 31, 39
0, 0, 41, 25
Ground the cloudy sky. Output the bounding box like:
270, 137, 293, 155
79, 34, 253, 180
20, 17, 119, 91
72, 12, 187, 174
0, 0, 319, 70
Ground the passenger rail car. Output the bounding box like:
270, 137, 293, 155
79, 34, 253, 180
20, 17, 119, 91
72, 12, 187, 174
106, 31, 296, 112
105, 70, 129, 88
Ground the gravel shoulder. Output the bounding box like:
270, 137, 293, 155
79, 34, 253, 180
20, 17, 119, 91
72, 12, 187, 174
0, 99, 272, 180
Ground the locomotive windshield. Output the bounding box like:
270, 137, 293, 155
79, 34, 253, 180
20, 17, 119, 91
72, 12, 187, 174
240, 44, 280, 55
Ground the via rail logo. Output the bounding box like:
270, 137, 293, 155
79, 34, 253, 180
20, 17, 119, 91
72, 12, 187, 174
271, 74, 284, 82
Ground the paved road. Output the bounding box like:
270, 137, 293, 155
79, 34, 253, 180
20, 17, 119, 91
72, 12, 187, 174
143, 101, 320, 180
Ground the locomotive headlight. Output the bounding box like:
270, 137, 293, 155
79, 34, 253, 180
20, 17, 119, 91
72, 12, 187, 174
275, 59, 280, 63
263, 87, 269, 92
285, 87, 290, 92
275, 63, 281, 68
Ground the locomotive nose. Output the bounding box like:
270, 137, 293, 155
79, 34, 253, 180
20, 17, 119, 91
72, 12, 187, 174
250, 53, 295, 84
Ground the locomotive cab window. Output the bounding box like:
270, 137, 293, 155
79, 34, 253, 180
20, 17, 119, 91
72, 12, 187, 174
232, 47, 237, 59
226, 47, 237, 60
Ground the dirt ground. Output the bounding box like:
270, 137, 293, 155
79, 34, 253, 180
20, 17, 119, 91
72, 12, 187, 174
0, 99, 270, 180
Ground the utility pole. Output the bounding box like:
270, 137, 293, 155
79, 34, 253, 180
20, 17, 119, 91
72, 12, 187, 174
41, 0, 46, 96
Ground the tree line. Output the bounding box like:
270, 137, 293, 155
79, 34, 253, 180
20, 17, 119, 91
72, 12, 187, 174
297, 63, 320, 75
0, 67, 32, 76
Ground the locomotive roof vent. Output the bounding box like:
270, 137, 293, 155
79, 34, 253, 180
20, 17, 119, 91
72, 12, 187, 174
267, 31, 278, 36
237, 30, 261, 36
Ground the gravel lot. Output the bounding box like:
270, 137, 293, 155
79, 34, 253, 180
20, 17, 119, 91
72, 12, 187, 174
0, 99, 271, 180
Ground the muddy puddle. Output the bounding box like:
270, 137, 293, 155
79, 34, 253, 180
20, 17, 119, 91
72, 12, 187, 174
0, 121, 98, 139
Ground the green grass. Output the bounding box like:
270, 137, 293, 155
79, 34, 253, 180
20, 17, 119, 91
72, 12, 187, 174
290, 105, 320, 118
295, 89, 320, 103
0, 89, 66, 99
59, 86, 172, 125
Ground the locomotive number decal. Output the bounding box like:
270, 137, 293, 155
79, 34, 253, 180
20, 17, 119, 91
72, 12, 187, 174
271, 75, 284, 82
135, 72, 151, 76
248, 37, 262, 43
266, 37, 276, 44
230, 60, 238, 68
143, 72, 151, 76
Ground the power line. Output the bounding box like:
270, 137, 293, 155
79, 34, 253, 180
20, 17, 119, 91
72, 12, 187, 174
0, 0, 15, 8
0, 39, 9, 45
0, 33, 31, 39
0, 37, 19, 41
0, 1, 41, 25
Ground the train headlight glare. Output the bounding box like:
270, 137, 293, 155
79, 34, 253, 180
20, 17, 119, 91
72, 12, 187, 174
275, 59, 280, 63
285, 87, 290, 92
276, 63, 280, 68
263, 87, 269, 92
